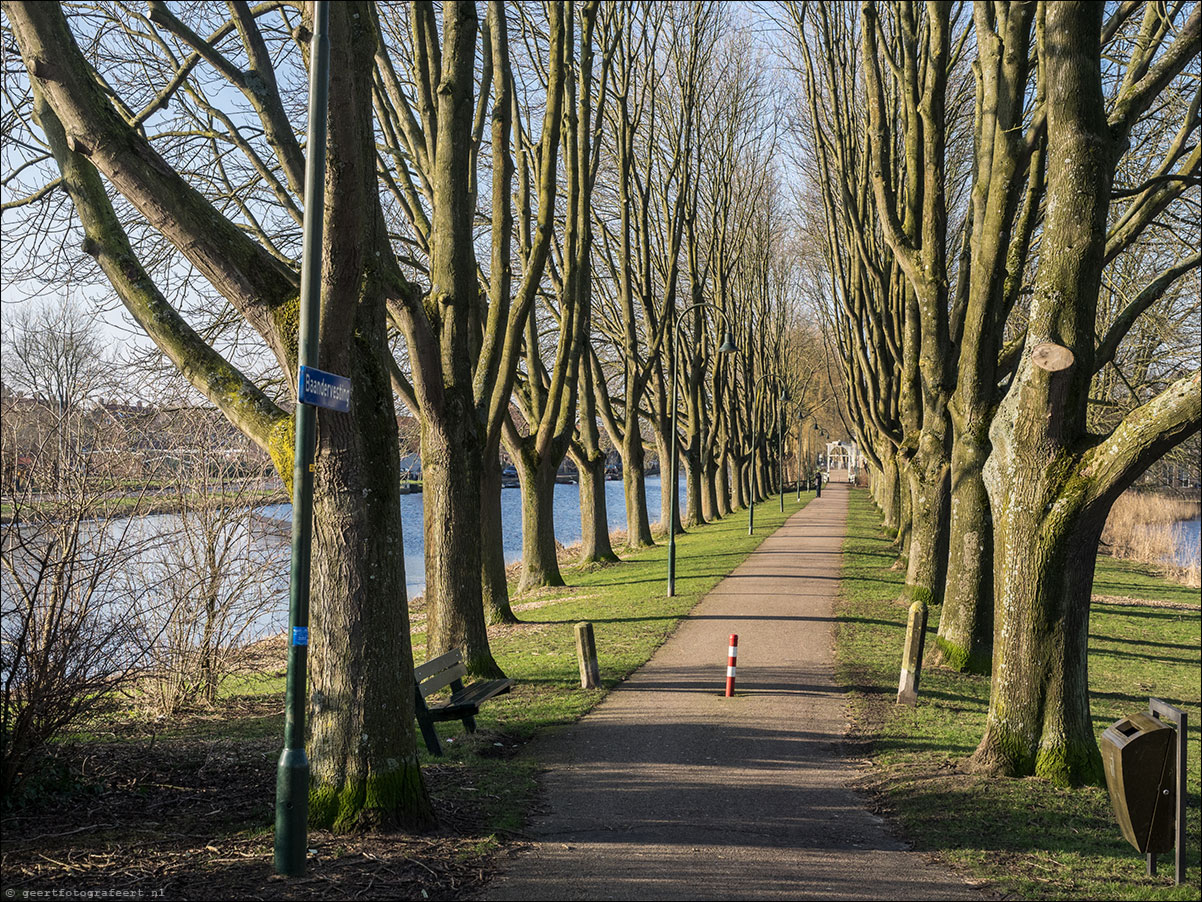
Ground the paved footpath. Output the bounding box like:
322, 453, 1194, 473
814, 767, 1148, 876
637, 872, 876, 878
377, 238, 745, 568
487, 483, 989, 901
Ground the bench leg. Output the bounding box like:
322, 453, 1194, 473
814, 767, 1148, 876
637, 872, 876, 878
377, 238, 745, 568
417, 715, 443, 756
462, 713, 477, 734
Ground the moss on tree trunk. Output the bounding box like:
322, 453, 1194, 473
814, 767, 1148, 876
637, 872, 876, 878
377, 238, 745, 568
935, 429, 992, 672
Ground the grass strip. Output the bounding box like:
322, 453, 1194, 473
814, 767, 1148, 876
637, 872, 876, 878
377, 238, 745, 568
837, 488, 1201, 901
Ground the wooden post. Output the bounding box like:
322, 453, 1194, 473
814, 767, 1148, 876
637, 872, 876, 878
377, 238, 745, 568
575, 621, 601, 689
1148, 698, 1187, 885
897, 600, 928, 706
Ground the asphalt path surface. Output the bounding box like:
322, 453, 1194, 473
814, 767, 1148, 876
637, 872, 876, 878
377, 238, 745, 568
487, 483, 988, 901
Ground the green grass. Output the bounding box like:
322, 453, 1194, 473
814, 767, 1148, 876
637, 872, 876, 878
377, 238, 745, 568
837, 488, 1201, 901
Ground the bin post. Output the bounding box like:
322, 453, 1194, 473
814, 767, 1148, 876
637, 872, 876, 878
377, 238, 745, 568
1148, 698, 1186, 886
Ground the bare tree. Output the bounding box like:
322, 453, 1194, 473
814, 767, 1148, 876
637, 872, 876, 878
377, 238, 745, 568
973, 1, 1200, 784
0, 320, 159, 797
5, 1, 431, 828
1, 298, 115, 491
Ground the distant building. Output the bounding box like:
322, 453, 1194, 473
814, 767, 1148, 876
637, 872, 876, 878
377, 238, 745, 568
824, 440, 860, 483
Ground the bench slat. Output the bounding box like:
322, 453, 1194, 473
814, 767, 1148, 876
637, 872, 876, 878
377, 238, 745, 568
414, 649, 463, 683
450, 678, 513, 708
419, 662, 468, 697
423, 702, 480, 721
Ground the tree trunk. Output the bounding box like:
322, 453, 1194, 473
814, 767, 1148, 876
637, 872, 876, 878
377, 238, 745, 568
700, 450, 719, 522
972, 0, 1122, 785
935, 421, 992, 673
973, 441, 1104, 784
682, 444, 703, 528
902, 445, 950, 606
894, 451, 913, 560
480, 455, 517, 624
876, 451, 901, 535
622, 428, 654, 548
421, 409, 503, 678
731, 452, 748, 509
308, 343, 432, 829
573, 445, 618, 564
715, 450, 732, 517
515, 449, 565, 591
656, 431, 681, 535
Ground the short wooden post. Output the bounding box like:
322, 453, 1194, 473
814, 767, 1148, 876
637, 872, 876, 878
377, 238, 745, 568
897, 600, 928, 706
575, 621, 601, 689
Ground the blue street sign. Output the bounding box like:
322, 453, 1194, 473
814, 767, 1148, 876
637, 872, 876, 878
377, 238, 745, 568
298, 365, 351, 412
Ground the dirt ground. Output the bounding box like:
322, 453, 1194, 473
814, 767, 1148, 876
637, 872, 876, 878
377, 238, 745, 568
2, 637, 518, 902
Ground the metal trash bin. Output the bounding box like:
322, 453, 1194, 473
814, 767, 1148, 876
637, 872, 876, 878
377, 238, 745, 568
1101, 712, 1176, 855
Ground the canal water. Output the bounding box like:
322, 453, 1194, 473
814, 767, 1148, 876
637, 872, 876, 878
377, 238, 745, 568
1171, 518, 1200, 566
261, 475, 688, 597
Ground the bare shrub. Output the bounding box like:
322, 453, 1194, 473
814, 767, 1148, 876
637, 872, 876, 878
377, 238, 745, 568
134, 408, 287, 715
1, 445, 162, 799
0, 299, 167, 799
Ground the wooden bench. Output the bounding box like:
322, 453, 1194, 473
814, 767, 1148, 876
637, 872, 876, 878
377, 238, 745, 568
413, 650, 513, 756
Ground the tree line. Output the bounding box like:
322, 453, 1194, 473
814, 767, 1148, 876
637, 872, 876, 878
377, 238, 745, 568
2, 1, 830, 829
781, 0, 1199, 786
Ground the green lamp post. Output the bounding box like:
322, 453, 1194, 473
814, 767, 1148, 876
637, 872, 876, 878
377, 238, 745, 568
275, 0, 329, 878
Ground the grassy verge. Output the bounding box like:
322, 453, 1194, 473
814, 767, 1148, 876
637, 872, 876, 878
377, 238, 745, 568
837, 488, 1201, 901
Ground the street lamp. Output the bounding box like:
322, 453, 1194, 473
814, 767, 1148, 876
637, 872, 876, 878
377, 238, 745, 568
276, 0, 328, 878
748, 372, 786, 536
778, 389, 786, 514
796, 411, 803, 502
667, 303, 738, 597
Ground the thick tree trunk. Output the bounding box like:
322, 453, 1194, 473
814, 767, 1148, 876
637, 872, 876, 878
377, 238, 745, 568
656, 432, 680, 535
935, 422, 992, 672
876, 452, 901, 535
715, 451, 732, 517
972, 0, 1115, 785
755, 443, 771, 502
700, 450, 718, 522
422, 410, 503, 678
973, 446, 1105, 785
727, 452, 744, 510
894, 451, 913, 561
480, 455, 517, 624
682, 445, 703, 528
622, 429, 654, 548
902, 443, 950, 606
516, 452, 565, 591
573, 446, 618, 564
308, 343, 432, 830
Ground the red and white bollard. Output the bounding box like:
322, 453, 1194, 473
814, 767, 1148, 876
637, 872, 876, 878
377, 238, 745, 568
725, 633, 738, 697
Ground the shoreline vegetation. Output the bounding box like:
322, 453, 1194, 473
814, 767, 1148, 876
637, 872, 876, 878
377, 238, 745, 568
1102, 491, 1202, 587
0, 485, 289, 523
2, 493, 813, 900
837, 488, 1200, 902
